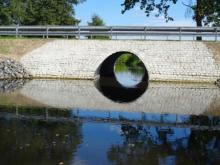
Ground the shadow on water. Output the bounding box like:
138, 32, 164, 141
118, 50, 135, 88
95, 52, 149, 103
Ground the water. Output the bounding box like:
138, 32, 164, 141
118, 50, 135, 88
0, 108, 220, 165
114, 67, 145, 87
113, 53, 146, 88
0, 68, 220, 164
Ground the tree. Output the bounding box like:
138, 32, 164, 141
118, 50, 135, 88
0, 0, 12, 25
183, 0, 220, 27
87, 14, 109, 39
88, 14, 105, 26
202, 0, 220, 26
0, 0, 85, 25
121, 0, 220, 27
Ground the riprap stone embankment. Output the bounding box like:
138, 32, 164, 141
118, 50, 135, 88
0, 57, 31, 79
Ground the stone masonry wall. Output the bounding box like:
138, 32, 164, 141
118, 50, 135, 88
21, 40, 220, 82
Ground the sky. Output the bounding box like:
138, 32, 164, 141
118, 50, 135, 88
75, 0, 196, 26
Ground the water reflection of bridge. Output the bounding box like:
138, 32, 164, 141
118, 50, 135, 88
19, 80, 220, 115
1, 106, 220, 131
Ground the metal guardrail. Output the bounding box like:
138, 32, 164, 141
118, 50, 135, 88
0, 26, 219, 41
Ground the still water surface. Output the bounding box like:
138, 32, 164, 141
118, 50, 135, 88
114, 66, 145, 87
0, 68, 220, 165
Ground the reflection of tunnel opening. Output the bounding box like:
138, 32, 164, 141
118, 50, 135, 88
95, 51, 149, 103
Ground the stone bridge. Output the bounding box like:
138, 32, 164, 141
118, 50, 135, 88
21, 40, 220, 82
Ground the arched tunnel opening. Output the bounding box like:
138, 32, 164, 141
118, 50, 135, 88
95, 51, 149, 103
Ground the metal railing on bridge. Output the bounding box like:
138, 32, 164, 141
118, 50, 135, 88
0, 25, 220, 41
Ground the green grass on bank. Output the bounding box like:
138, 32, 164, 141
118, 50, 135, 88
0, 38, 50, 60
0, 46, 10, 54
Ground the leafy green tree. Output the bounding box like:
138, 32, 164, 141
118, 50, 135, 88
183, 0, 220, 27
0, 0, 12, 25
0, 0, 85, 25
88, 14, 105, 26
121, 0, 220, 27
87, 14, 109, 39
201, 0, 220, 26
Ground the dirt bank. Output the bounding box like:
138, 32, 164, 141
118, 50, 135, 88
0, 38, 51, 60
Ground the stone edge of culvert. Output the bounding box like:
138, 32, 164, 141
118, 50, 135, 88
0, 57, 32, 79
215, 79, 220, 88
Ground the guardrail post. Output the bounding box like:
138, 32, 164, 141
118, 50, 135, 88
215, 27, 218, 42
110, 27, 113, 40
16, 25, 19, 37
78, 26, 81, 39
46, 26, 49, 39
179, 27, 182, 41
144, 27, 147, 40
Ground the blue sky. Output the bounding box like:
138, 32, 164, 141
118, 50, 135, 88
75, 0, 196, 26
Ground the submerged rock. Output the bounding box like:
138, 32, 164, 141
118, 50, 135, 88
0, 57, 32, 79
0, 79, 28, 93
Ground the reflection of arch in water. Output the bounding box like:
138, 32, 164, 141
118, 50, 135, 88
94, 51, 149, 103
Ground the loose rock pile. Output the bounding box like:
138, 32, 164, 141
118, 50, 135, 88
0, 57, 31, 79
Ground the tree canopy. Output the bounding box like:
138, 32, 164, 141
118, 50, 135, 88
87, 14, 109, 39
87, 14, 105, 26
0, 0, 85, 25
121, 0, 220, 27
202, 0, 220, 26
